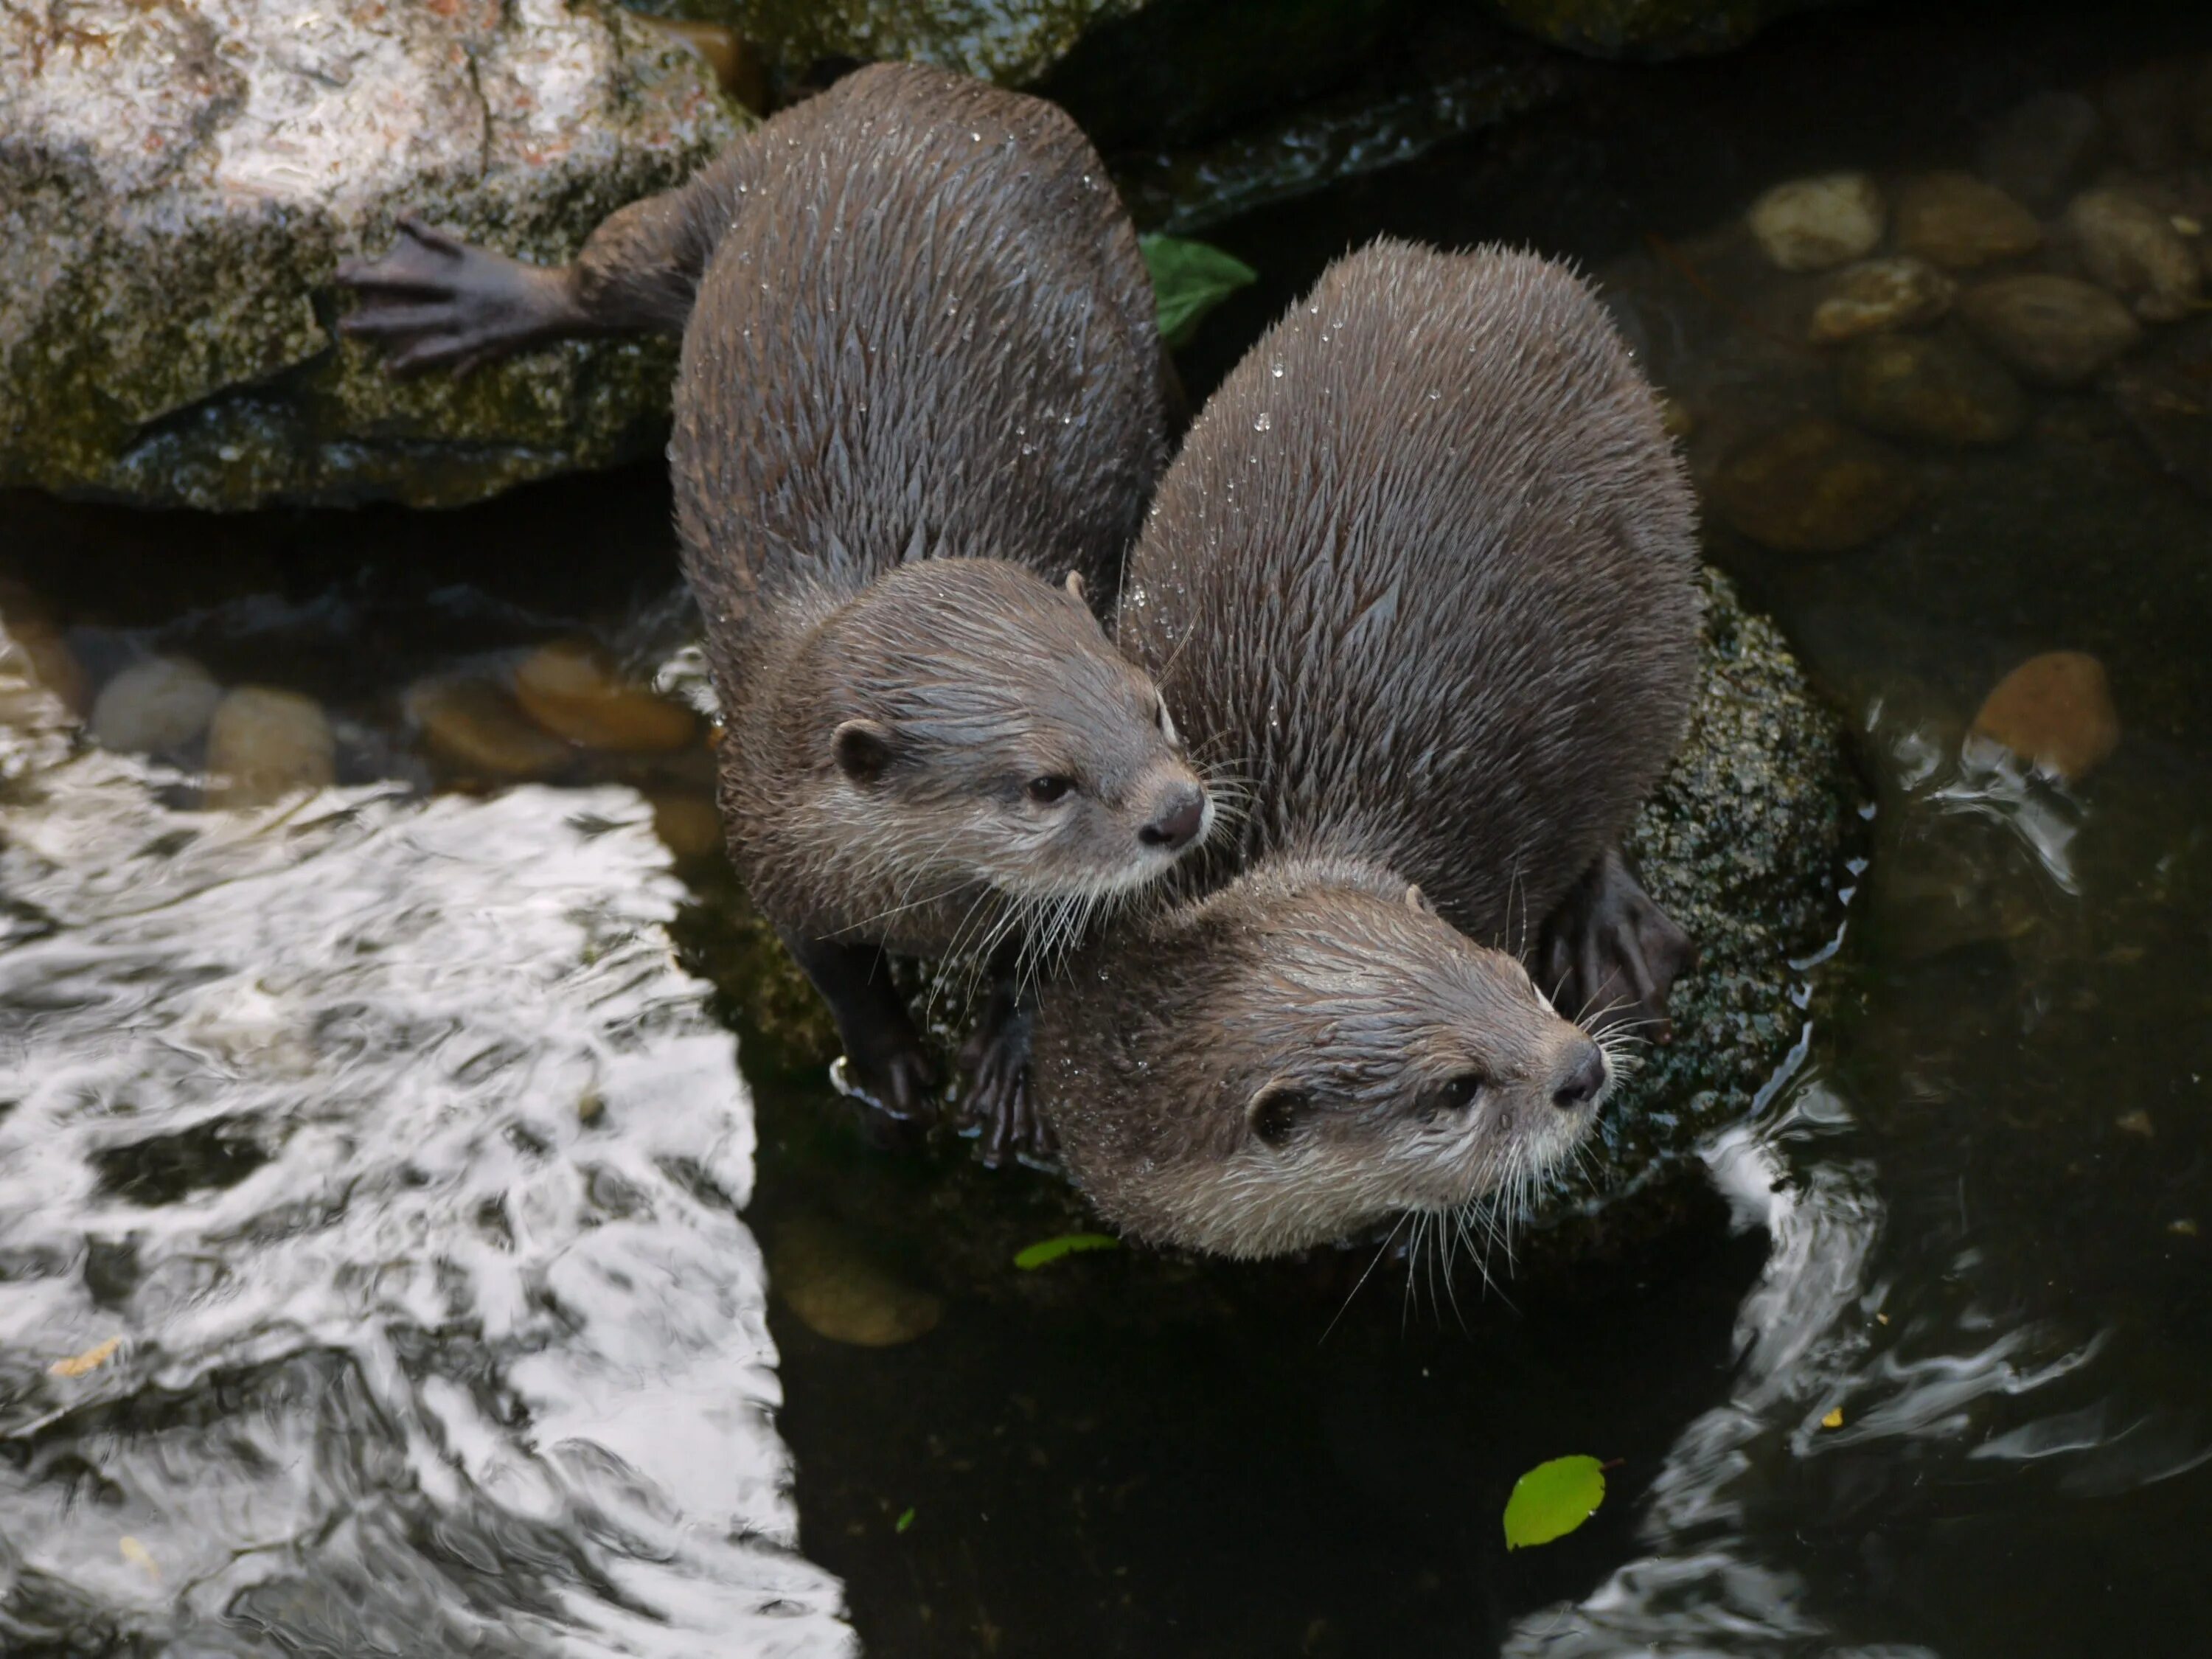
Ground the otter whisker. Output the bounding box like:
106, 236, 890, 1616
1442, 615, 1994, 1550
1321, 1210, 1411, 1346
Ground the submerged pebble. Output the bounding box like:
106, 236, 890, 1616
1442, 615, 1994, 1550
1833, 331, 2026, 446
1978, 90, 2104, 215
89, 656, 222, 755
2061, 187, 2202, 322
1746, 173, 1886, 272
771, 1217, 942, 1348
1958, 274, 2143, 386
1893, 172, 2042, 269
0, 583, 88, 714
406, 678, 574, 780
1708, 417, 1919, 554
515, 641, 699, 754
1809, 256, 1956, 343
1970, 650, 2120, 782
205, 687, 337, 807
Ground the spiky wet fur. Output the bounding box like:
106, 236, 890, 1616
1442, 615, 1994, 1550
1039, 242, 1701, 1259
648, 64, 1202, 956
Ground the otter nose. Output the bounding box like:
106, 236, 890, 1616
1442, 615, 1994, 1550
1138, 784, 1207, 851
1551, 1040, 1607, 1111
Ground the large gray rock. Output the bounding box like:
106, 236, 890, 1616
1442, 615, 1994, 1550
0, 0, 744, 510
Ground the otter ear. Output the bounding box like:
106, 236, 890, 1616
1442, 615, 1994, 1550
1247, 1079, 1312, 1148
1405, 884, 1433, 916
1063, 570, 1088, 606
832, 718, 897, 787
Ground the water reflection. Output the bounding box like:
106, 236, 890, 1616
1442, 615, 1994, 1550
0, 667, 848, 1655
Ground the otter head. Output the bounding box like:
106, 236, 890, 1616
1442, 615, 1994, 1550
1037, 860, 1610, 1260
809, 558, 1211, 911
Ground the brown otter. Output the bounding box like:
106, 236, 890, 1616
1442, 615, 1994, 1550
1032, 240, 1701, 1259
337, 66, 1211, 1148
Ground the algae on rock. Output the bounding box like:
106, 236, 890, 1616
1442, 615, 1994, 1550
1, 0, 745, 511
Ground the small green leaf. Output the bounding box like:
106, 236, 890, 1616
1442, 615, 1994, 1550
1012, 1232, 1121, 1270
1502, 1455, 1607, 1550
894, 1506, 916, 1534
1141, 234, 1258, 350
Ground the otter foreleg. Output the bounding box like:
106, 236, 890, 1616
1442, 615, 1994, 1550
1539, 845, 1695, 1041
779, 929, 940, 1124
956, 967, 1058, 1169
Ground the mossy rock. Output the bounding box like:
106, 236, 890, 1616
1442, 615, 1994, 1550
1482, 0, 1848, 59
0, 0, 745, 511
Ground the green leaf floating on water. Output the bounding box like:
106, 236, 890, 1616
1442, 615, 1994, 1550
1502, 1455, 1607, 1550
894, 1507, 916, 1534
1013, 1232, 1121, 1270
1141, 234, 1258, 351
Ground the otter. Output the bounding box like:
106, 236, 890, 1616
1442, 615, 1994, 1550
1032, 240, 1701, 1259
337, 65, 1211, 1149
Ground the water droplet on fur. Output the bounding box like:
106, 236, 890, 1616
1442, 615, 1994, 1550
1270, 362, 1284, 378
1253, 413, 1271, 431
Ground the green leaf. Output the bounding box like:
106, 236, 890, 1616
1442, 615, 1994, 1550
894, 1506, 916, 1534
1012, 1232, 1121, 1270
1141, 234, 1258, 351
1502, 1455, 1607, 1550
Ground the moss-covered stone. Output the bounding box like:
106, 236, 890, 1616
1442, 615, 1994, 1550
1481, 0, 1848, 60
0, 0, 745, 510
625, 0, 1151, 91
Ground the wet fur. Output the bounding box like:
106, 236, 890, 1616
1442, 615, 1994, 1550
1036, 242, 1699, 1257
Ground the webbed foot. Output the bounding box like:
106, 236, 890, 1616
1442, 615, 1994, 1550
1540, 845, 1696, 1041
335, 216, 581, 375
780, 928, 939, 1133
956, 986, 1057, 1168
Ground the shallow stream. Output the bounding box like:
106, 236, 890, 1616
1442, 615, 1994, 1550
4, 3, 2211, 1655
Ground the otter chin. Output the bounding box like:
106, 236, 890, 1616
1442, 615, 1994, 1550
1034, 862, 1613, 1261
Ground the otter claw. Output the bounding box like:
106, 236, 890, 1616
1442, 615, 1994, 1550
957, 993, 1057, 1167
335, 219, 575, 377
1540, 846, 1694, 1040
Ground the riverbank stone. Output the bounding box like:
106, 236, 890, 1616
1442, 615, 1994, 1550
406, 678, 575, 782
1708, 417, 1919, 554
1747, 173, 1885, 273
1971, 651, 2120, 783
1958, 274, 2143, 388
89, 658, 223, 757
0, 0, 742, 510
1833, 331, 2027, 447
2062, 188, 2202, 323
1809, 256, 1956, 344
515, 641, 699, 753
1893, 172, 2043, 270
205, 689, 337, 808
1978, 91, 2104, 216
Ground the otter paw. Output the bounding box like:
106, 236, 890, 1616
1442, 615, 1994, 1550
956, 1004, 1057, 1169
335, 216, 572, 376
1540, 850, 1696, 1041
830, 1037, 940, 1127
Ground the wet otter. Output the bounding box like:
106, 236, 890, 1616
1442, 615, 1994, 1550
338, 65, 1211, 1143
1033, 241, 1700, 1258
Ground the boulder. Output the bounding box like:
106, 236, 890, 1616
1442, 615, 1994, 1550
0, 0, 742, 510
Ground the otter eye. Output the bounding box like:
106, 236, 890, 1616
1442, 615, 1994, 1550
1419, 1071, 1485, 1120
1026, 774, 1074, 804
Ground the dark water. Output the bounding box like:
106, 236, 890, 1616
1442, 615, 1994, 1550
5, 3, 2212, 1655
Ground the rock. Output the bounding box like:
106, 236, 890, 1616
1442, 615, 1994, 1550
1970, 651, 2120, 782
204, 689, 337, 807
771, 1217, 942, 1347
634, 18, 768, 114
649, 793, 726, 860
1745, 173, 1885, 273
1707, 417, 1919, 554
1978, 91, 2104, 216
2096, 60, 2193, 175
513, 641, 698, 753
89, 658, 223, 755
625, 0, 1145, 91
1808, 256, 1956, 343
2110, 320, 2212, 500
1958, 274, 2143, 388
1892, 172, 2042, 271
2061, 188, 2202, 323
0, 582, 88, 715
0, 1, 742, 510
405, 678, 574, 781
1475, 0, 1848, 60
1832, 331, 2025, 447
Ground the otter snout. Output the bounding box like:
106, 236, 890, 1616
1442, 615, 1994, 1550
1550, 1037, 1608, 1111
1137, 779, 1210, 852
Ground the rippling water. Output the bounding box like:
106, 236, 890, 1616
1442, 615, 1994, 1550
6, 4, 2212, 1655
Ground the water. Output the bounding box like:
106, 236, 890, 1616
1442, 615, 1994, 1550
5, 2, 2212, 1653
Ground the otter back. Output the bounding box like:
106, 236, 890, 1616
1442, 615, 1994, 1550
1118, 241, 1700, 943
